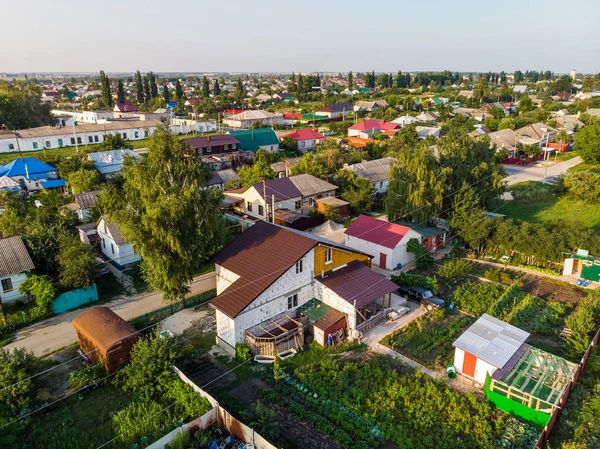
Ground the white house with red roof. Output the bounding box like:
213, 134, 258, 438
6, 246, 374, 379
347, 120, 399, 138
280, 128, 326, 152
344, 215, 421, 270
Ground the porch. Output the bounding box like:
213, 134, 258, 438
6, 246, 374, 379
245, 312, 309, 356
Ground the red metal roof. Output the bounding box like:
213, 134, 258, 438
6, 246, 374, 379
281, 128, 326, 141
317, 261, 398, 309
349, 120, 399, 131
211, 222, 318, 318
345, 215, 411, 249
283, 113, 303, 119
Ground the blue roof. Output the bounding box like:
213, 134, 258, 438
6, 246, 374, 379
40, 179, 66, 189
1, 158, 57, 177
166, 102, 179, 109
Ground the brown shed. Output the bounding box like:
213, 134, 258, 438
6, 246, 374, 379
72, 307, 140, 373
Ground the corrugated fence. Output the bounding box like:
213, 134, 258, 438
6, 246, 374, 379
52, 284, 99, 314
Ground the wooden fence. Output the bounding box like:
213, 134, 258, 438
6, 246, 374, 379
534, 327, 600, 449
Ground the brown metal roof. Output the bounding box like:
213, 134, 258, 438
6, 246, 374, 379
252, 177, 301, 202
185, 134, 240, 149
317, 261, 398, 309
72, 307, 139, 355
0, 236, 35, 277
314, 308, 346, 330
211, 221, 318, 318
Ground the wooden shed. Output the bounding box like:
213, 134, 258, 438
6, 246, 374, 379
73, 307, 140, 372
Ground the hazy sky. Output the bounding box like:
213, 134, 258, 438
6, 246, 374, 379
2, 0, 599, 74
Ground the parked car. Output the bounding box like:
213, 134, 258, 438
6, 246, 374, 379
96, 257, 110, 276
397, 285, 446, 310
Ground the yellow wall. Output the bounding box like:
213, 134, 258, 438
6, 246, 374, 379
313, 244, 370, 275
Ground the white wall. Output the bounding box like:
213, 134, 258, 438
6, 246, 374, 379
229, 186, 300, 220
474, 358, 497, 384
315, 279, 357, 329
216, 265, 241, 295
216, 309, 237, 348
97, 221, 141, 267
0, 272, 29, 304
344, 230, 421, 270
453, 347, 465, 374
372, 178, 389, 194
298, 139, 317, 152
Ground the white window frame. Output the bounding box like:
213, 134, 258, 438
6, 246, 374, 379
325, 248, 333, 265
287, 293, 298, 310
295, 259, 303, 274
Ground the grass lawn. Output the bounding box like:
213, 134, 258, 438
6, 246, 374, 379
554, 151, 579, 162
381, 309, 474, 369
568, 163, 600, 174
27, 385, 131, 449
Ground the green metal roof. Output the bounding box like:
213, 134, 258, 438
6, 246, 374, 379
229, 128, 280, 153
296, 298, 332, 321
394, 219, 446, 238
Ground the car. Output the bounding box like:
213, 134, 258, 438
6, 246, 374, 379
397, 285, 446, 310
96, 257, 110, 276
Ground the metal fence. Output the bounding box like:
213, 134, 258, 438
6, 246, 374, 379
128, 288, 216, 330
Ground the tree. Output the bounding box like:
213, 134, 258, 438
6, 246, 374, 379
518, 95, 534, 113
175, 79, 184, 100
100, 132, 128, 150
57, 238, 98, 290
213, 79, 220, 96
347, 71, 353, 91
143, 75, 151, 103
148, 72, 158, 98
201, 76, 210, 98
334, 169, 375, 214
574, 123, 600, 164
102, 127, 225, 301
0, 85, 52, 129
407, 238, 434, 270
135, 71, 144, 104
280, 136, 298, 153
403, 96, 414, 112
555, 129, 570, 144
66, 168, 99, 194
0, 348, 38, 415
237, 149, 277, 187
242, 401, 280, 441
99, 70, 113, 108
162, 83, 171, 103
563, 171, 600, 203
234, 79, 244, 104
116, 79, 126, 103
19, 274, 56, 317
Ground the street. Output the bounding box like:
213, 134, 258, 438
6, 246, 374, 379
4, 272, 216, 357
503, 156, 581, 185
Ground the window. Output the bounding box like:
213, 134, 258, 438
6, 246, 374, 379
258, 205, 264, 216
379, 181, 383, 188
595, 260, 600, 266
32, 142, 39, 149
144, 130, 149, 137
1, 278, 13, 293
102, 238, 106, 249
295, 200, 302, 211
110, 243, 115, 254
94, 135, 99, 142
206, 146, 212, 153
88, 136, 94, 143
247, 201, 253, 212
224, 144, 229, 150
295, 259, 303, 274
232, 144, 237, 149
287, 294, 298, 310
104, 224, 108, 234
309, 197, 315, 207
300, 141, 305, 148
77, 137, 82, 144
8, 144, 14, 150
134, 131, 139, 138
70, 137, 76, 145
58, 139, 63, 147
325, 248, 332, 264
45, 141, 51, 148
122, 133, 127, 139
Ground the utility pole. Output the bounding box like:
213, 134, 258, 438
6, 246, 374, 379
14, 131, 24, 161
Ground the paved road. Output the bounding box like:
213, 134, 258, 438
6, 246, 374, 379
503, 156, 582, 185
5, 272, 216, 357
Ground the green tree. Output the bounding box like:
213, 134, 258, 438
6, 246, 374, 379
143, 75, 151, 103
280, 136, 298, 153
116, 79, 126, 103
19, 274, 56, 317
289, 152, 328, 179
563, 171, 600, 203
273, 349, 284, 388
135, 70, 144, 104
201, 76, 210, 98
347, 71, 353, 91
574, 123, 600, 164
234, 79, 244, 104
242, 401, 280, 441
334, 169, 375, 214
0, 348, 38, 415
148, 72, 158, 98
0, 84, 52, 129
57, 238, 98, 290
407, 237, 434, 270
213, 79, 220, 96
66, 168, 99, 194
237, 149, 277, 187
102, 127, 225, 301
162, 83, 171, 103
175, 79, 184, 100
99, 70, 113, 108
518, 95, 534, 113
100, 132, 129, 150
403, 96, 414, 112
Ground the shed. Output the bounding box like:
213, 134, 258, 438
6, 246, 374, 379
315, 196, 349, 218
563, 249, 600, 282
72, 307, 140, 372
453, 314, 530, 384
297, 298, 347, 346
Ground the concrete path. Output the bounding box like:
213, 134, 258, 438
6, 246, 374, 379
503, 156, 582, 185
5, 272, 216, 357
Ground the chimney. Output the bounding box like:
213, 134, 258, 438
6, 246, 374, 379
207, 135, 210, 142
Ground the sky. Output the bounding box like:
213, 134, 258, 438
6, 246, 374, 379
2, 0, 599, 74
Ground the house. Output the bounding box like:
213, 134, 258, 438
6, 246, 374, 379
280, 129, 326, 152
415, 112, 440, 123
113, 101, 137, 113
415, 126, 442, 139
0, 157, 63, 193
488, 129, 520, 153
210, 221, 398, 353
347, 120, 399, 138
222, 110, 284, 129
562, 249, 600, 282
184, 134, 241, 160
469, 126, 492, 138
255, 94, 272, 103
458, 90, 473, 98
0, 236, 35, 305
42, 90, 60, 101
87, 149, 140, 176
553, 115, 584, 132
0, 176, 20, 193
344, 215, 423, 270
228, 128, 280, 155
270, 157, 302, 178
96, 216, 141, 268
215, 168, 238, 187
353, 88, 373, 95
454, 108, 491, 122
354, 100, 389, 112
68, 190, 101, 221
208, 171, 225, 190
391, 115, 419, 127
480, 102, 509, 116
513, 85, 529, 94
184, 99, 201, 107
51, 109, 114, 124
515, 122, 558, 142
344, 157, 395, 194
316, 102, 353, 118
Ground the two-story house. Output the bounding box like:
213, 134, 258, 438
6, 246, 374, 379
0, 236, 35, 305
184, 134, 241, 160
211, 221, 398, 354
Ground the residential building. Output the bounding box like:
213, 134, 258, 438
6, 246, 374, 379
316, 102, 353, 118
62, 190, 101, 221
553, 115, 584, 132
228, 128, 280, 155
344, 157, 396, 194
210, 221, 398, 352
0, 236, 35, 305
415, 126, 442, 139
51, 109, 114, 124
184, 134, 240, 159
280, 129, 326, 152
270, 157, 302, 178
391, 115, 419, 127
113, 101, 137, 113
222, 110, 284, 129
415, 112, 440, 123
515, 122, 557, 142
347, 120, 399, 138
480, 102, 510, 116
96, 216, 141, 268
513, 85, 529, 94
0, 157, 63, 193
454, 108, 491, 122
354, 100, 389, 112
87, 149, 140, 176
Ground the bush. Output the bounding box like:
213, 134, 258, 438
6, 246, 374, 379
451, 281, 504, 316
565, 295, 600, 357
112, 400, 172, 446
391, 272, 439, 294
437, 259, 473, 280
322, 204, 342, 222
19, 274, 56, 318
165, 380, 212, 420
235, 343, 251, 362
407, 238, 434, 270
68, 365, 106, 389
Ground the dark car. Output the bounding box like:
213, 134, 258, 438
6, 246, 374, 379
397, 285, 446, 310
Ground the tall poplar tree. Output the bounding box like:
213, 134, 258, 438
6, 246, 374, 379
99, 70, 113, 108
201, 76, 210, 98
163, 83, 171, 103
347, 71, 353, 90
135, 71, 144, 103
117, 79, 126, 103
143, 76, 151, 103
148, 71, 158, 98
213, 79, 220, 96
101, 127, 226, 301
234, 79, 244, 104
175, 79, 184, 100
